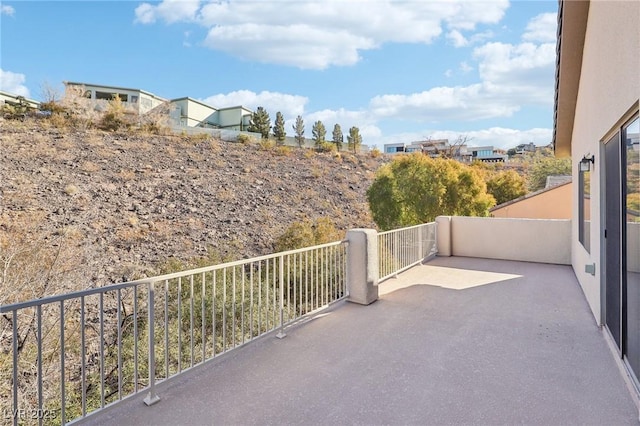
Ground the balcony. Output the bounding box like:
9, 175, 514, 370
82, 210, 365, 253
2, 218, 639, 424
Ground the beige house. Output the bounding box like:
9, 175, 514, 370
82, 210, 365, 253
0, 90, 40, 110
64, 82, 254, 131
170, 98, 252, 130
490, 181, 572, 219
64, 81, 167, 114
554, 0, 639, 390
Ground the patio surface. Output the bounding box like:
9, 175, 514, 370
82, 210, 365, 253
81, 256, 639, 425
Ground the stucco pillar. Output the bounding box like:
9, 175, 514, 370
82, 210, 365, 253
436, 216, 452, 256
346, 229, 378, 305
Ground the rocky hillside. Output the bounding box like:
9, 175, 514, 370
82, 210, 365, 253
0, 119, 385, 295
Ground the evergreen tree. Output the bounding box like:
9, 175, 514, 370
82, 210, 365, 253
293, 115, 305, 148
332, 124, 343, 151
312, 120, 326, 149
273, 111, 286, 144
247, 106, 271, 139
347, 126, 362, 154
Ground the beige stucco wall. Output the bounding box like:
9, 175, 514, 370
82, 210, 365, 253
172, 99, 216, 127
569, 0, 640, 323
491, 183, 572, 219
436, 216, 571, 265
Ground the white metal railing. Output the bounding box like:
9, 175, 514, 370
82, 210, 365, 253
0, 241, 347, 425
378, 222, 437, 282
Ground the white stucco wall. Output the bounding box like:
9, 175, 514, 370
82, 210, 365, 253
172, 99, 216, 127
569, 0, 640, 323
436, 216, 571, 265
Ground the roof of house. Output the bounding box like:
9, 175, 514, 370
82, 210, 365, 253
170, 96, 217, 111
0, 90, 40, 107
489, 180, 572, 213
545, 174, 572, 188
64, 81, 168, 102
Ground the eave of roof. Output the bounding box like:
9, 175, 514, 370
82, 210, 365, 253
553, 0, 590, 158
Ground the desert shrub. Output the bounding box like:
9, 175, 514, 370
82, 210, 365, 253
317, 142, 336, 153
274, 145, 292, 156
258, 138, 276, 151
370, 147, 382, 158
237, 133, 254, 145
98, 95, 134, 131
275, 217, 343, 252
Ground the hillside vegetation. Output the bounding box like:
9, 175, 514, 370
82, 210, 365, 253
0, 118, 383, 303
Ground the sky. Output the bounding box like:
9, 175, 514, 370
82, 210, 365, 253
0, 0, 558, 150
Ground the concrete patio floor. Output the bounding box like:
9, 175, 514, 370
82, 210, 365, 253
81, 256, 639, 425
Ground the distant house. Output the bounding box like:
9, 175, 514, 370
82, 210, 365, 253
0, 90, 40, 110
169, 98, 253, 130
383, 139, 471, 162
470, 145, 508, 162
64, 81, 167, 114
515, 142, 537, 154
64, 82, 254, 131
383, 143, 406, 154
490, 181, 572, 220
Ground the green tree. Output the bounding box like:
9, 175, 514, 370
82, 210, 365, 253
486, 170, 527, 205
332, 124, 343, 151
347, 126, 362, 154
273, 111, 286, 144
367, 154, 495, 230
275, 217, 342, 251
312, 120, 326, 149
293, 115, 305, 148
247, 106, 271, 139
527, 156, 572, 191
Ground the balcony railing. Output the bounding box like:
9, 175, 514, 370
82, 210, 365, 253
378, 222, 437, 282
0, 241, 348, 425
0, 220, 449, 425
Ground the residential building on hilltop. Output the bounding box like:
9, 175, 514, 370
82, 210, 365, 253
64, 81, 167, 114
0, 90, 40, 110
470, 145, 507, 162
170, 97, 252, 131
64, 82, 253, 131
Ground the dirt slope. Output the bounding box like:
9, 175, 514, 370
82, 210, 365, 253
0, 119, 384, 291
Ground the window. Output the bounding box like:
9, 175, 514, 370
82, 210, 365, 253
578, 163, 591, 253
95, 91, 128, 102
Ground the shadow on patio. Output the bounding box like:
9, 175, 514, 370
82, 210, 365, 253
82, 256, 638, 425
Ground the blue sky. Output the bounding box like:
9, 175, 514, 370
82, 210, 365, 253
0, 0, 558, 149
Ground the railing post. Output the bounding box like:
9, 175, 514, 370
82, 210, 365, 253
144, 281, 160, 406
436, 216, 452, 256
346, 229, 379, 305
276, 254, 286, 339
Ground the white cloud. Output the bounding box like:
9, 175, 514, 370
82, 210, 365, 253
523, 13, 557, 43
134, 0, 200, 24
202, 90, 308, 119
204, 24, 374, 69
368, 11, 556, 125
1, 4, 15, 16
0, 69, 30, 97
460, 61, 473, 73
447, 30, 468, 47
135, 0, 509, 69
